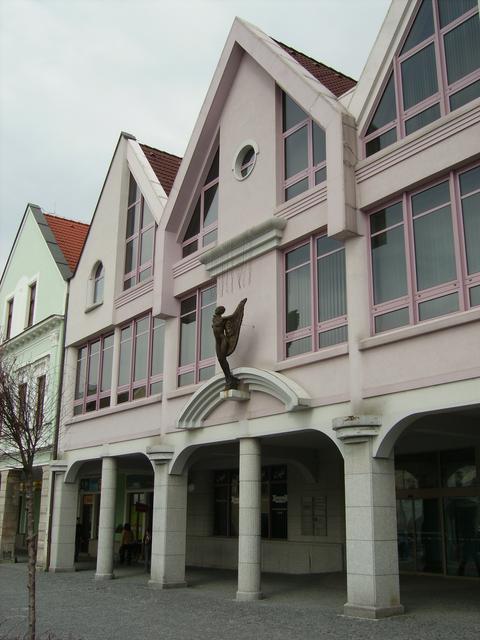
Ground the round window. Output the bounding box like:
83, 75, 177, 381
232, 141, 258, 181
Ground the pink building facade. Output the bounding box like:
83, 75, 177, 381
50, 1, 480, 618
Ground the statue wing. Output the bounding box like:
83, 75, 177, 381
224, 298, 247, 357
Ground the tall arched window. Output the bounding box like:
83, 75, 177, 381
92, 262, 104, 304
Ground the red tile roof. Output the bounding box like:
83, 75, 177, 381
275, 40, 357, 97
140, 144, 182, 196
44, 214, 90, 272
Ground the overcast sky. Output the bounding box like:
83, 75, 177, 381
0, 0, 392, 273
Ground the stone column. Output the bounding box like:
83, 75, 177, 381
36, 465, 52, 569
149, 453, 187, 589
49, 466, 78, 572
237, 437, 262, 601
95, 457, 117, 580
0, 470, 21, 561
334, 416, 403, 619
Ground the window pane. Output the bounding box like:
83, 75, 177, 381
438, 0, 477, 28
201, 286, 216, 307
134, 331, 148, 382
181, 295, 196, 315
412, 181, 450, 216
87, 342, 100, 396
123, 277, 134, 290
374, 308, 410, 333
286, 336, 311, 357
178, 371, 194, 387
140, 227, 154, 265
365, 128, 397, 157
200, 306, 215, 360
182, 240, 198, 257
370, 202, 403, 234
441, 448, 477, 487
401, 0, 434, 55
459, 165, 480, 195
184, 201, 201, 241
285, 178, 308, 201
180, 313, 196, 366
444, 16, 480, 85
93, 275, 104, 304
119, 328, 132, 386
401, 44, 438, 110
133, 386, 146, 401
205, 150, 219, 184
372, 226, 408, 303
469, 285, 480, 307
126, 203, 140, 237
414, 206, 456, 290
99, 396, 110, 409
128, 173, 139, 206
418, 292, 459, 320
283, 93, 307, 131
319, 325, 347, 348
151, 319, 165, 376
366, 74, 397, 134
285, 126, 308, 180
315, 166, 327, 185
450, 79, 480, 111
202, 229, 217, 247
139, 266, 152, 282
117, 391, 129, 404
124, 238, 137, 274
286, 244, 310, 270
203, 184, 218, 227
461, 192, 480, 274
101, 336, 113, 392
316, 236, 343, 257
317, 250, 346, 322
75, 348, 87, 400
405, 102, 440, 135
142, 201, 154, 228
150, 381, 163, 395
286, 264, 311, 331
312, 122, 326, 166
199, 365, 215, 382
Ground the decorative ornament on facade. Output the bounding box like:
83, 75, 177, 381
212, 298, 247, 390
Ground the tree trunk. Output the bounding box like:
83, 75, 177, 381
25, 471, 37, 640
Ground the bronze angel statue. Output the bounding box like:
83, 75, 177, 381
212, 298, 247, 390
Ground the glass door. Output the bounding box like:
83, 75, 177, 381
397, 497, 443, 574
444, 496, 480, 577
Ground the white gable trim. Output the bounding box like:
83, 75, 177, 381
126, 140, 168, 225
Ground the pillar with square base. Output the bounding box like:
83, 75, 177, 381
149, 451, 188, 589
237, 437, 263, 602
95, 457, 117, 581
334, 416, 404, 619
0, 470, 21, 562
49, 465, 78, 572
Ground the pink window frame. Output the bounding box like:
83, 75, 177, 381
5, 298, 13, 339
93, 263, 104, 304
123, 175, 155, 290
27, 282, 36, 328
281, 92, 327, 201
362, 1, 480, 157
73, 333, 114, 415
283, 234, 347, 359
116, 312, 164, 404
177, 284, 216, 386
368, 161, 480, 333
182, 152, 219, 258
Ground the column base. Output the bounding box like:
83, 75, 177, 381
343, 603, 405, 619
49, 566, 76, 573
148, 579, 187, 590
95, 572, 115, 581
236, 590, 264, 602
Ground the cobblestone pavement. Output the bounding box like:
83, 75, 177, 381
1, 563, 479, 640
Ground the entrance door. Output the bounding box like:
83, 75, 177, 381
444, 496, 480, 577
397, 497, 443, 574
127, 492, 153, 543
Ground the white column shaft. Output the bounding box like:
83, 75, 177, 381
237, 437, 262, 601
95, 457, 117, 580
49, 472, 77, 572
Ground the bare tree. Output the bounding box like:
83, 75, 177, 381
0, 348, 56, 640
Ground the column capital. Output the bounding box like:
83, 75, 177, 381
333, 415, 381, 444
147, 446, 174, 464
49, 460, 68, 473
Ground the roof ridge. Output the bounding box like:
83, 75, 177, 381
43, 212, 90, 226
139, 143, 183, 161
273, 38, 357, 83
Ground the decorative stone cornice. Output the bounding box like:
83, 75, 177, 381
177, 367, 311, 429
1, 315, 63, 353
199, 219, 287, 276
146, 446, 174, 463
332, 415, 381, 444
50, 460, 68, 473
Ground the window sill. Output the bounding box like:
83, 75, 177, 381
66, 392, 162, 425
359, 307, 480, 351
166, 383, 203, 400
274, 343, 348, 371
85, 301, 103, 314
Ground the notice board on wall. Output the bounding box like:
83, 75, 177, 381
301, 496, 327, 536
